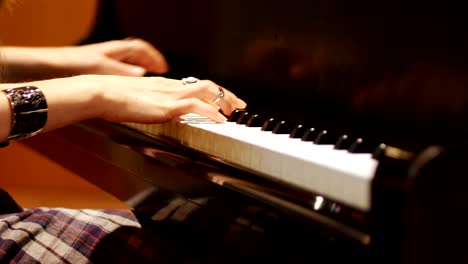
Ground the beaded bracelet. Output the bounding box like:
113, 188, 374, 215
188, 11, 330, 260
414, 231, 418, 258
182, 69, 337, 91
0, 86, 48, 146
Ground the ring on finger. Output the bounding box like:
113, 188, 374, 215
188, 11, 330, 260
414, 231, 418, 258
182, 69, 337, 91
181, 76, 199, 85
213, 87, 225, 104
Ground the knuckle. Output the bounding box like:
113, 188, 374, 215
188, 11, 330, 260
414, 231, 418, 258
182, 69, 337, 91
203, 80, 216, 87
197, 81, 216, 93
131, 38, 151, 50
185, 98, 200, 107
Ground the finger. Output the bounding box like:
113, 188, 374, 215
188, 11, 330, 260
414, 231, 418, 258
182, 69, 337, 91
176, 81, 247, 115
169, 98, 227, 123
98, 39, 169, 74
174, 80, 241, 103
97, 58, 147, 76
87, 39, 168, 73
216, 88, 247, 114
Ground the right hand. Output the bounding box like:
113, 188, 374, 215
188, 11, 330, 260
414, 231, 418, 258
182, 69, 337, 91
27, 74, 246, 134
91, 75, 246, 123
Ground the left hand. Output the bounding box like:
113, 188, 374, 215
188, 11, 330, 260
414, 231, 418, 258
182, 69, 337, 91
2, 38, 169, 81
52, 38, 169, 76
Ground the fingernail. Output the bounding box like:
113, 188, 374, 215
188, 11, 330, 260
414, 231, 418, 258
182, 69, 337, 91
217, 113, 228, 123
238, 99, 247, 109
131, 67, 146, 76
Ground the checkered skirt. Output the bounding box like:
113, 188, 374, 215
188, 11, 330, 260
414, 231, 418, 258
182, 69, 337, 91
0, 207, 152, 264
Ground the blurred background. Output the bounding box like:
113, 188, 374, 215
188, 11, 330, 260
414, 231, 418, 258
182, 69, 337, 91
0, 0, 130, 209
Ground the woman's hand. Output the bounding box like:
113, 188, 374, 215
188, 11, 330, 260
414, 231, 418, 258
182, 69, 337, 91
1, 38, 169, 82
88, 75, 245, 124
5, 74, 246, 137
49, 38, 169, 76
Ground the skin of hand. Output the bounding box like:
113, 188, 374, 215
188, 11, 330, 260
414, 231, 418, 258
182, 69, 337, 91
0, 74, 247, 141
0, 38, 169, 82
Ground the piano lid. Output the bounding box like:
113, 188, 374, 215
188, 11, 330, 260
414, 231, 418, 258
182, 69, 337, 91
82, 0, 468, 147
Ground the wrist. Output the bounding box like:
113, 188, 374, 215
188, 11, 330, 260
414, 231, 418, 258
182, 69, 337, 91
72, 75, 107, 120
0, 75, 105, 142
0, 91, 12, 141
0, 86, 48, 142
26, 75, 104, 132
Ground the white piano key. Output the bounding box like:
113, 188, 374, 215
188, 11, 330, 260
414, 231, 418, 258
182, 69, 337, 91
122, 114, 378, 211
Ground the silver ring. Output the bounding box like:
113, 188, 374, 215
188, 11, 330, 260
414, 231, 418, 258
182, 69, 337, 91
213, 87, 225, 104
181, 76, 199, 85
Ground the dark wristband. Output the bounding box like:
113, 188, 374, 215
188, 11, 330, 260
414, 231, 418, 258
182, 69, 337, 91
1, 86, 48, 144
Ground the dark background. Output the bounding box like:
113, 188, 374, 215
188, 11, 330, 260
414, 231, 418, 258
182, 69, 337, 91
83, 0, 468, 146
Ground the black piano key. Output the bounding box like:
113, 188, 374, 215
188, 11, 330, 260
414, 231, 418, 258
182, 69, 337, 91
289, 124, 307, 138
228, 109, 246, 122
236, 112, 252, 125
246, 114, 267, 127
334, 134, 352, 149
301, 128, 318, 141
372, 143, 387, 159
313, 130, 328, 144
348, 138, 380, 153
348, 138, 363, 153
314, 130, 348, 145
314, 130, 335, 145
272, 121, 295, 134
261, 118, 279, 131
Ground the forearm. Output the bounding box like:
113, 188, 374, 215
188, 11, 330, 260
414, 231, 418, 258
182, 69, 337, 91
1, 40, 171, 82
0, 75, 102, 141
1, 46, 72, 82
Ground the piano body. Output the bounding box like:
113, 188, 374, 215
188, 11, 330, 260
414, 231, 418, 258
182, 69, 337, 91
22, 0, 468, 263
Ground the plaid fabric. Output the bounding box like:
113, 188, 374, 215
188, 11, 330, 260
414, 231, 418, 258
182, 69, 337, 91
0, 207, 142, 264
0, 188, 355, 263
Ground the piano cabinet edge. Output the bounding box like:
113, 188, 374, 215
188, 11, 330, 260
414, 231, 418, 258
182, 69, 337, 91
20, 120, 372, 231
20, 119, 468, 264
370, 143, 468, 264
20, 122, 154, 205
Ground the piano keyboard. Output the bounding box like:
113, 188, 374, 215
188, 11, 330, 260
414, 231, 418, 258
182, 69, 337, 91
122, 113, 379, 211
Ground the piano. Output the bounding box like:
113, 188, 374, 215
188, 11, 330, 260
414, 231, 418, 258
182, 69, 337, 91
22, 0, 468, 263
